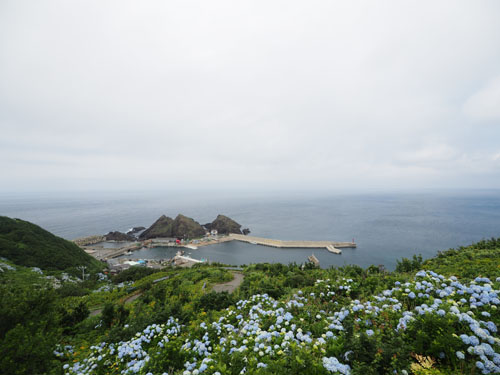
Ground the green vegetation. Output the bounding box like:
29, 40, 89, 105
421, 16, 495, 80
423, 238, 500, 278
0, 216, 103, 273
0, 230, 499, 374
111, 265, 161, 284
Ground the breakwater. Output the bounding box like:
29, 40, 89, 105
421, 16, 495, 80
73, 235, 106, 246
228, 234, 356, 249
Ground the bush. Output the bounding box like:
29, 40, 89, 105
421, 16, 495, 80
60, 301, 89, 331
112, 266, 158, 284
395, 254, 423, 273
56, 282, 89, 297
195, 291, 234, 312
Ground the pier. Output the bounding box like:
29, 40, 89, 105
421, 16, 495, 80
228, 234, 356, 252
308, 254, 320, 266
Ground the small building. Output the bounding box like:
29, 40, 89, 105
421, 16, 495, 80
107, 258, 132, 274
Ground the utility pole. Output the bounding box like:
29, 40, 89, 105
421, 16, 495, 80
77, 265, 87, 281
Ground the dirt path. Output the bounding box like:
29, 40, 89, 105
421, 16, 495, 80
212, 272, 244, 293
89, 308, 102, 317
89, 291, 144, 316
123, 292, 143, 305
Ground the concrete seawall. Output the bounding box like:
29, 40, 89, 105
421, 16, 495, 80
228, 234, 356, 249
73, 235, 106, 246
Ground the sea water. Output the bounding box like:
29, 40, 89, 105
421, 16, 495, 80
1, 190, 499, 270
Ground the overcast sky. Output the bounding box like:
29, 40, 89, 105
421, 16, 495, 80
1, 1, 500, 193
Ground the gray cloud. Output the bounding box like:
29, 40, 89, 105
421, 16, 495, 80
1, 0, 500, 192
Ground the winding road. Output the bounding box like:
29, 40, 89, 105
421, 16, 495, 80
212, 272, 244, 293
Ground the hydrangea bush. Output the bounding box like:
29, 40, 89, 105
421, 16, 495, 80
61, 271, 500, 375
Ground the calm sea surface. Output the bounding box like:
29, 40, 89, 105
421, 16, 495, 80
1, 190, 499, 270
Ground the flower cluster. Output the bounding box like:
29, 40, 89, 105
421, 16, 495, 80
0, 262, 16, 271
64, 318, 182, 374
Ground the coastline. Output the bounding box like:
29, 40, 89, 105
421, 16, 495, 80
77, 233, 355, 261
78, 233, 357, 271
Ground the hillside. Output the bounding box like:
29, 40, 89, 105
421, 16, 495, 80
422, 238, 500, 278
0, 216, 103, 272
58, 239, 500, 374
1, 236, 499, 375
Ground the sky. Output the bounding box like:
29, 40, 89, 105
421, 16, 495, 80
1, 0, 500, 193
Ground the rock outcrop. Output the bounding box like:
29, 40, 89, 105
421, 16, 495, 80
105, 231, 136, 241
205, 214, 242, 235
126, 226, 146, 236
170, 214, 206, 239
139, 214, 205, 239
139, 215, 174, 239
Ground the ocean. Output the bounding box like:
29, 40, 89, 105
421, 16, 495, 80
1, 190, 500, 270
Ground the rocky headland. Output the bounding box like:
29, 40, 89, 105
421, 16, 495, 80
104, 231, 136, 241
204, 214, 243, 234
139, 214, 248, 239
139, 214, 206, 239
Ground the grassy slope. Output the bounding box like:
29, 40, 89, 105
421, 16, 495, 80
58, 240, 500, 375
423, 237, 500, 279
0, 216, 103, 272
1, 233, 499, 375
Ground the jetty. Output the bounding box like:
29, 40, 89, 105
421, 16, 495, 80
173, 254, 204, 267
308, 254, 320, 266
228, 234, 355, 252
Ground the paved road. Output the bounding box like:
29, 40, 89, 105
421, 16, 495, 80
212, 272, 244, 293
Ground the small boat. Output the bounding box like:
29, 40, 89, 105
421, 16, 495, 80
326, 245, 341, 254
250, 241, 258, 245
185, 244, 198, 250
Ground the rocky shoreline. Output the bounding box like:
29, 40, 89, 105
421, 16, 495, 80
74, 214, 248, 246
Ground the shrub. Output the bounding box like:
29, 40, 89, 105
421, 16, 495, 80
112, 266, 158, 284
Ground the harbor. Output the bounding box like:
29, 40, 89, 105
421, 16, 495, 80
78, 233, 356, 261
76, 232, 357, 272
